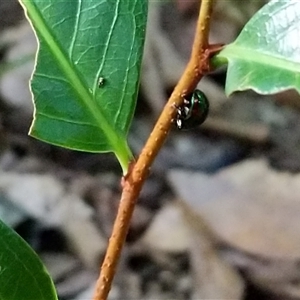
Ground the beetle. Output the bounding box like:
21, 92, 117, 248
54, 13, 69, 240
98, 76, 105, 87
175, 89, 209, 130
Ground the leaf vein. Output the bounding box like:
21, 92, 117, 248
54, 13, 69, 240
69, 0, 82, 59
93, 0, 121, 93
36, 111, 97, 127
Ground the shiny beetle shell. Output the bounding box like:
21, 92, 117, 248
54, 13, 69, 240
176, 89, 209, 130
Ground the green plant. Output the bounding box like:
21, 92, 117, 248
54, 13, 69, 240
0, 219, 57, 300
1, 0, 300, 299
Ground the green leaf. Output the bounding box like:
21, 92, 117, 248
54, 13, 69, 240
0, 219, 57, 300
19, 0, 148, 173
216, 0, 300, 96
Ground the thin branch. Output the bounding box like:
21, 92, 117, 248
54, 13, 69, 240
93, 1, 216, 299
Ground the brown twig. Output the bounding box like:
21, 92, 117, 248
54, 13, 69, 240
93, 1, 216, 299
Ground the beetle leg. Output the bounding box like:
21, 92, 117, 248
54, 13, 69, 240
171, 104, 179, 123
176, 119, 182, 129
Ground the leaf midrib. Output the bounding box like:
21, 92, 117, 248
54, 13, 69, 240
222, 44, 300, 73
